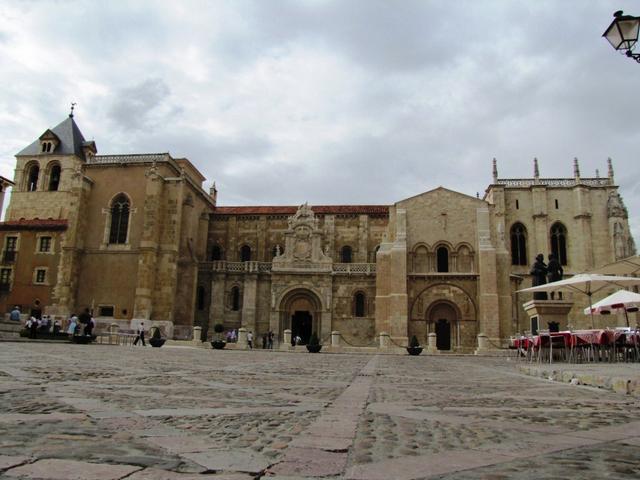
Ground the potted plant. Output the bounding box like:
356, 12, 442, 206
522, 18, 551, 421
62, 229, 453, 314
149, 327, 166, 348
306, 332, 322, 353
406, 335, 423, 356
71, 334, 93, 344
211, 323, 226, 350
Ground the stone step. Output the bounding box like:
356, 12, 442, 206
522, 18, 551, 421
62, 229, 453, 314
0, 321, 23, 339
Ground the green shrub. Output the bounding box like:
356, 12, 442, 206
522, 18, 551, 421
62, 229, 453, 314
151, 327, 162, 339
308, 331, 320, 346
213, 323, 225, 334
409, 335, 420, 347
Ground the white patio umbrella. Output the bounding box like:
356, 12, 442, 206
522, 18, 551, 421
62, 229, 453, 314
582, 289, 640, 327
518, 274, 640, 328
589, 255, 640, 276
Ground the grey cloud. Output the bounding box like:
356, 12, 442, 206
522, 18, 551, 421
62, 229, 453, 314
108, 78, 173, 131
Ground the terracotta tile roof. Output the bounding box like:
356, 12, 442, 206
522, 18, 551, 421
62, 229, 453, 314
0, 219, 68, 231
212, 205, 389, 215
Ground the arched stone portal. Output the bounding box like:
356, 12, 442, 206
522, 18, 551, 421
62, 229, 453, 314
279, 289, 323, 345
410, 283, 478, 352
429, 302, 457, 351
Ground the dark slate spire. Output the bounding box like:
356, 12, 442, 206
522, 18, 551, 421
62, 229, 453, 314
17, 115, 89, 159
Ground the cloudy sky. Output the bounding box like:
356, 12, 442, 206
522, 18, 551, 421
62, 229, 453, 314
1, 0, 639, 238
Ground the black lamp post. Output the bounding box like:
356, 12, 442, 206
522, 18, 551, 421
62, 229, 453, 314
603, 10, 640, 63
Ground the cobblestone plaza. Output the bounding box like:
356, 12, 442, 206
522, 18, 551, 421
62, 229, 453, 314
0, 343, 639, 479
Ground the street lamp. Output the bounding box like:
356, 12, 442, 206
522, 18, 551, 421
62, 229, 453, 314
603, 10, 640, 63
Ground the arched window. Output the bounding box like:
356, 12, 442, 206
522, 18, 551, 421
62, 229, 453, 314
196, 286, 206, 311
211, 245, 223, 261
354, 292, 366, 317
341, 245, 352, 263
457, 245, 473, 272
240, 245, 252, 262
231, 286, 241, 311
414, 245, 428, 272
48, 164, 61, 191
436, 246, 449, 272
27, 164, 39, 191
109, 194, 130, 244
550, 223, 568, 265
510, 223, 528, 266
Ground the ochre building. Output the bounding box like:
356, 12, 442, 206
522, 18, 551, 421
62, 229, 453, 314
0, 115, 635, 349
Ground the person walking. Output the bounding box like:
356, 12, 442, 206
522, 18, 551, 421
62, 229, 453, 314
267, 331, 274, 349
133, 322, 146, 346
247, 330, 253, 349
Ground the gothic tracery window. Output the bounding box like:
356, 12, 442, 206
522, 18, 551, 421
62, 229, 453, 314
550, 222, 568, 265
510, 223, 528, 266
109, 194, 130, 244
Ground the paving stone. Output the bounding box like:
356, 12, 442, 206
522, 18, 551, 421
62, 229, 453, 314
4, 458, 141, 479
125, 468, 253, 479
268, 447, 348, 477
290, 435, 353, 451
0, 413, 86, 424
345, 449, 515, 480
0, 455, 30, 471
181, 449, 272, 474
146, 435, 214, 453
2, 343, 639, 480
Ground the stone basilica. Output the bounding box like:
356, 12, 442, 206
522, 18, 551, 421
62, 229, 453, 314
0, 114, 635, 350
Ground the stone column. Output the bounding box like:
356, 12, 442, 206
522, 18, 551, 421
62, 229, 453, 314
133, 166, 163, 321
375, 209, 408, 344
475, 333, 488, 354
193, 326, 202, 343
237, 327, 248, 349
109, 323, 119, 345
378, 331, 390, 349
331, 331, 340, 347
427, 332, 438, 353
241, 274, 258, 333
477, 207, 500, 342
281, 329, 292, 351
210, 275, 226, 330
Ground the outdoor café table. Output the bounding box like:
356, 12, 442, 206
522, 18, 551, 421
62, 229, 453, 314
568, 329, 631, 362
533, 331, 572, 363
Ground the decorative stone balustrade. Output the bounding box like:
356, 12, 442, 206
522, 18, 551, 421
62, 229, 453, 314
203, 261, 376, 275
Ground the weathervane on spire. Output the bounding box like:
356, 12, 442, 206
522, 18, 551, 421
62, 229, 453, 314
69, 102, 77, 118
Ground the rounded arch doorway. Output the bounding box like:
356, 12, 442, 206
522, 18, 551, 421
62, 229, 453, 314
427, 302, 458, 351
279, 289, 322, 345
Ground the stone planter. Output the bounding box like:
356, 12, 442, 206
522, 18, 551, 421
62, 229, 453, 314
306, 344, 322, 353
211, 340, 226, 350
406, 346, 423, 356
149, 338, 166, 348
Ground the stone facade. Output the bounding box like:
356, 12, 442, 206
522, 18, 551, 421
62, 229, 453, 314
0, 116, 636, 350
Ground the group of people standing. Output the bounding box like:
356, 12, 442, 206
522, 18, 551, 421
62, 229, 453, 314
223, 329, 275, 349
15, 306, 96, 339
